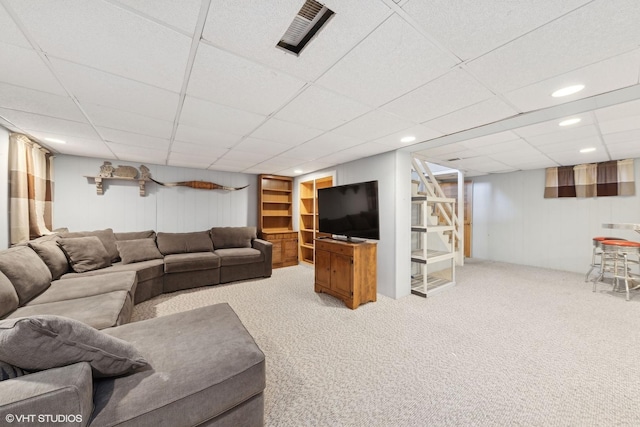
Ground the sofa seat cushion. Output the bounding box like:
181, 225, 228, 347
6, 291, 133, 330
0, 362, 94, 425
0, 246, 52, 305
163, 252, 220, 274
61, 259, 164, 283
91, 304, 265, 427
26, 272, 137, 306
215, 248, 264, 267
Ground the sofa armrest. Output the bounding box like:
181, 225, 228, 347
252, 239, 272, 277
0, 362, 93, 427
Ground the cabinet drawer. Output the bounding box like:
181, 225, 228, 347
315, 239, 354, 256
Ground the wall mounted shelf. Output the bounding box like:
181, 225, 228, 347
85, 176, 150, 196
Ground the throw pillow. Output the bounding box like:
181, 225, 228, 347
0, 316, 149, 377
61, 229, 119, 262
58, 236, 112, 273
116, 239, 163, 264
29, 239, 69, 280
0, 360, 27, 381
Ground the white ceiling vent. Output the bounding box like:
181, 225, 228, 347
277, 0, 335, 56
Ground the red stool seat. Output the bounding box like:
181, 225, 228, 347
593, 236, 625, 242
601, 240, 640, 248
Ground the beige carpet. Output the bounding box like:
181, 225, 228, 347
132, 260, 640, 426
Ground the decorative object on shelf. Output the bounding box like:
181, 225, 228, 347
99, 161, 114, 177
149, 178, 248, 191
87, 163, 152, 196
113, 165, 138, 178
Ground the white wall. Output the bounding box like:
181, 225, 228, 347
472, 159, 640, 273
54, 155, 257, 232
295, 150, 412, 299
0, 127, 9, 248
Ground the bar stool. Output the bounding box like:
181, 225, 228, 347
596, 240, 640, 301
585, 237, 626, 282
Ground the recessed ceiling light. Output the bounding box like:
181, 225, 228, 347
293, 169, 303, 174
580, 147, 596, 153
400, 136, 416, 143
44, 137, 66, 144
559, 118, 581, 127
551, 84, 585, 98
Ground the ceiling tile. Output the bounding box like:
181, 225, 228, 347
316, 14, 458, 107
188, 44, 307, 116
598, 114, 640, 135
332, 110, 416, 140
106, 141, 168, 164
233, 137, 291, 156
523, 124, 599, 147
248, 118, 324, 146
373, 125, 442, 148
382, 67, 494, 123
489, 150, 553, 166
7, 0, 191, 91
167, 151, 218, 169
607, 145, 640, 160
202, 0, 391, 81
274, 85, 371, 131
218, 149, 271, 164
0, 42, 66, 95
294, 132, 365, 158
174, 124, 242, 148
318, 142, 392, 164
22, 130, 112, 158
105, 0, 201, 35
0, 108, 97, 139
448, 157, 511, 173
97, 127, 170, 150
466, 1, 640, 92
180, 96, 265, 136
279, 160, 335, 177
602, 129, 640, 145
513, 113, 595, 139
511, 159, 559, 170
82, 104, 173, 139
170, 140, 227, 157
595, 99, 640, 122
0, 83, 84, 122
0, 4, 31, 48
546, 149, 610, 165
402, 0, 592, 60
504, 49, 640, 112
471, 139, 535, 156
52, 59, 180, 121
422, 97, 518, 135
459, 131, 521, 149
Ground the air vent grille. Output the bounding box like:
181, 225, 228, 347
277, 0, 334, 56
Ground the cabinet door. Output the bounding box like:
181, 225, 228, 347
283, 238, 298, 262
315, 249, 331, 287
271, 240, 283, 265
330, 253, 352, 297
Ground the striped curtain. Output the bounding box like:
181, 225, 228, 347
544, 159, 635, 198
9, 133, 54, 244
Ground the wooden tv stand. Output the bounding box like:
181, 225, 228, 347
314, 238, 377, 309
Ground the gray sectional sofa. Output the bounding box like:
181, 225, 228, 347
0, 226, 271, 426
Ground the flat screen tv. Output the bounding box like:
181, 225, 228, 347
317, 180, 379, 241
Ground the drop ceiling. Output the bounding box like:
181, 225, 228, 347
0, 0, 639, 176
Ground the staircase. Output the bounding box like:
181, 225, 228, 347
410, 155, 464, 297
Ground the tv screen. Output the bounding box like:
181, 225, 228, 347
317, 180, 379, 241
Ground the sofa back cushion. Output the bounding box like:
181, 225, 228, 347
115, 230, 156, 241
28, 238, 69, 280
156, 231, 213, 255
210, 227, 256, 249
58, 236, 112, 273
0, 271, 19, 318
61, 228, 119, 262
116, 239, 163, 264
0, 246, 52, 305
